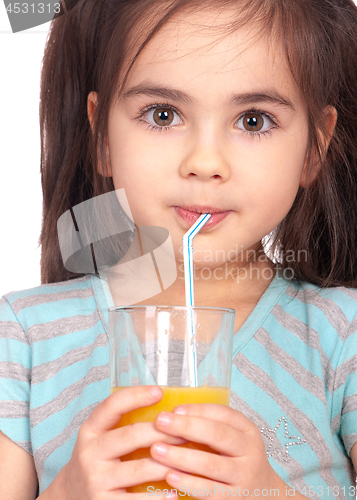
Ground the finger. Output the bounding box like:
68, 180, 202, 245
134, 489, 178, 499
115, 493, 177, 500
109, 456, 173, 490
154, 412, 251, 456
130, 488, 177, 499
165, 470, 231, 500
98, 422, 188, 460
174, 404, 252, 432
84, 386, 163, 434
150, 442, 237, 484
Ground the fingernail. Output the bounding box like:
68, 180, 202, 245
149, 386, 161, 397
153, 443, 168, 456
173, 406, 187, 415
165, 492, 178, 499
168, 472, 181, 483
157, 412, 173, 426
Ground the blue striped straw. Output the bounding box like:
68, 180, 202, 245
182, 213, 212, 386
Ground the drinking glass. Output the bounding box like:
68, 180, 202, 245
108, 305, 235, 493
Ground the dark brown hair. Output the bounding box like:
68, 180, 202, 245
39, 0, 357, 287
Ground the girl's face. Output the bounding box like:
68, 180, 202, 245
100, 9, 310, 268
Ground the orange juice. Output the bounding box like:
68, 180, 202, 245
111, 386, 230, 493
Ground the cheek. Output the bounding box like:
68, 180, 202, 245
263, 178, 300, 215
108, 142, 151, 192
108, 120, 177, 186
241, 145, 306, 224
107, 127, 171, 224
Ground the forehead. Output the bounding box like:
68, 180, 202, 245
123, 8, 303, 108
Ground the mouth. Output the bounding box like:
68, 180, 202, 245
173, 205, 232, 230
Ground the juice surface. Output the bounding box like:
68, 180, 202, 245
111, 386, 230, 493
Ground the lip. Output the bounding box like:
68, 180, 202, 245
173, 206, 232, 229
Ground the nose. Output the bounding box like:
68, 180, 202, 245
179, 127, 231, 182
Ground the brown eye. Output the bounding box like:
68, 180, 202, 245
242, 113, 264, 132
143, 106, 182, 130
153, 108, 175, 127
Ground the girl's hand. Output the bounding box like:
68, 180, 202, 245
150, 404, 298, 499
43, 386, 185, 500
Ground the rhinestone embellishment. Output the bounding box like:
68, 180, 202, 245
260, 416, 306, 462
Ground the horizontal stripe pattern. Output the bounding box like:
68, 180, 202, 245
10, 287, 95, 316
141, 339, 212, 386
32, 333, 108, 384
28, 310, 101, 344
35, 402, 99, 480
0, 321, 29, 343
0, 276, 111, 493
0, 270, 356, 496
30, 365, 108, 427
0, 361, 31, 382
0, 400, 28, 418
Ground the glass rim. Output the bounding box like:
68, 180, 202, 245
108, 305, 235, 314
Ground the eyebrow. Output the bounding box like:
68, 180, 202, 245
121, 83, 295, 110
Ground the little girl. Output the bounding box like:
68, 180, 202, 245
1, 0, 357, 498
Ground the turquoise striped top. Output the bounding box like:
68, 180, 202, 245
0, 269, 357, 497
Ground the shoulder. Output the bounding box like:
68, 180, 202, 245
265, 273, 357, 384
281, 280, 357, 333
0, 275, 97, 332
277, 274, 357, 344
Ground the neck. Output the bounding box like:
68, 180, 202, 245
108, 252, 275, 307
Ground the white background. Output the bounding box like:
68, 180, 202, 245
0, 7, 50, 297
